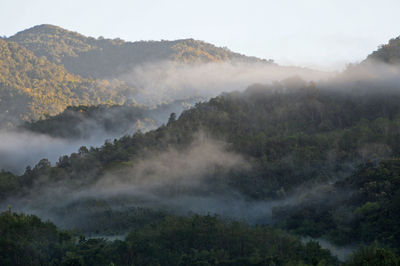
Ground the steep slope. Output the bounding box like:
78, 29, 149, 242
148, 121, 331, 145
0, 38, 127, 126
9, 24, 272, 79
365, 36, 400, 64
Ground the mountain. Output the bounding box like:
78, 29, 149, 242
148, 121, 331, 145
3, 27, 400, 262
1, 52, 400, 261
1, 25, 337, 127
8, 24, 273, 79
0, 38, 128, 126
0, 24, 279, 126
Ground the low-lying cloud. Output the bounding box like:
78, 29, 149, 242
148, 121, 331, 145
3, 135, 284, 230
0, 129, 110, 174
121, 61, 333, 105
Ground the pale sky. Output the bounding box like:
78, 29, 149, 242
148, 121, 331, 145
2, 0, 400, 70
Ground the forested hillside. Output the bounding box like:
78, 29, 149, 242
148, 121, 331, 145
2, 78, 400, 244
1, 25, 329, 127
0, 24, 278, 127
2, 24, 400, 265
7, 80, 399, 198
0, 38, 127, 126
9, 24, 271, 79
21, 98, 202, 139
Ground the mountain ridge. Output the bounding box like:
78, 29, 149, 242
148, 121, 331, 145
8, 24, 274, 79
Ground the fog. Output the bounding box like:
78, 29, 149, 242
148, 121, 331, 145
325, 59, 400, 93
121, 61, 334, 105
3, 135, 291, 231
1, 99, 204, 173
0, 127, 139, 174
1, 60, 335, 172
302, 237, 357, 262
3, 132, 354, 232
2, 58, 400, 258
0, 130, 93, 174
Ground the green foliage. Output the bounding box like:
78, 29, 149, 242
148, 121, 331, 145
3, 79, 400, 261
0, 211, 337, 265
0, 171, 20, 199
6, 81, 400, 202
345, 244, 399, 266
123, 214, 337, 265
0, 211, 74, 265
274, 159, 400, 249
3, 24, 400, 265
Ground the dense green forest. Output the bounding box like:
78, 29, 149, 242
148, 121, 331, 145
0, 210, 343, 265
7, 80, 400, 199
274, 159, 400, 248
2, 78, 400, 249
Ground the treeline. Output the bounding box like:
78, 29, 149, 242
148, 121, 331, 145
0, 211, 339, 266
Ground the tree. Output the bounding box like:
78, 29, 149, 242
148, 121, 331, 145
167, 112, 176, 126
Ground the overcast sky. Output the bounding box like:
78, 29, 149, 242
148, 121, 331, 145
2, 0, 400, 70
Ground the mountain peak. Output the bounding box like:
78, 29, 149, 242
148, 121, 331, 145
11, 24, 83, 39
8, 24, 99, 63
